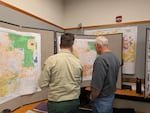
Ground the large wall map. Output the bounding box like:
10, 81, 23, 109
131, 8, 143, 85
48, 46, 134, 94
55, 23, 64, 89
57, 36, 96, 81
85, 26, 137, 74
0, 27, 41, 104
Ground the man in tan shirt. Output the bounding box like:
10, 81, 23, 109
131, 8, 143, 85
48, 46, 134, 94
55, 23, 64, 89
39, 33, 82, 113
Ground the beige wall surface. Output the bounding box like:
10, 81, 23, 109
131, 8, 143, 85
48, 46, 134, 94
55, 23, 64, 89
2, 0, 150, 28
64, 0, 150, 28
1, 0, 64, 27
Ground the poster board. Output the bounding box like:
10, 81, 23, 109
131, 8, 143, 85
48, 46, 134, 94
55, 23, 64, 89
0, 27, 41, 104
145, 28, 150, 97
84, 26, 137, 74
65, 23, 150, 79
0, 22, 54, 111
56, 33, 123, 89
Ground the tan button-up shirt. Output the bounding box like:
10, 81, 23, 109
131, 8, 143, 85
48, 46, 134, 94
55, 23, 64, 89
39, 49, 82, 102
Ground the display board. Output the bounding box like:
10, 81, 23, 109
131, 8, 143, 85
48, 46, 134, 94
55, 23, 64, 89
56, 33, 123, 89
65, 23, 150, 79
145, 28, 150, 97
0, 22, 54, 111
0, 27, 41, 104
84, 26, 137, 74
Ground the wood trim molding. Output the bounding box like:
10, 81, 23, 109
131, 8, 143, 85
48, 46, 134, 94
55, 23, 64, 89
65, 20, 150, 30
0, 1, 65, 30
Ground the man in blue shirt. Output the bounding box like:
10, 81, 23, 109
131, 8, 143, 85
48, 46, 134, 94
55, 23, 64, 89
91, 36, 120, 113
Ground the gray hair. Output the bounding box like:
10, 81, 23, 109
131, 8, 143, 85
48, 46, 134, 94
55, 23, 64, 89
96, 36, 108, 47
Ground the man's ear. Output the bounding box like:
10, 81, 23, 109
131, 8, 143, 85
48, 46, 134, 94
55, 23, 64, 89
97, 44, 101, 49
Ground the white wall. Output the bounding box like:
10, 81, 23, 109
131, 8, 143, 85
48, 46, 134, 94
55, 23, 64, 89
64, 0, 150, 28
2, 0, 150, 28
1, 0, 64, 27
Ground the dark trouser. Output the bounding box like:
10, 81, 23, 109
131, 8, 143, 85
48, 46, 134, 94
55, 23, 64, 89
48, 99, 80, 113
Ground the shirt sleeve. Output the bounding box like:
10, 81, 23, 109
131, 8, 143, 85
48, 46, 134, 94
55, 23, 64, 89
91, 57, 107, 94
38, 60, 51, 88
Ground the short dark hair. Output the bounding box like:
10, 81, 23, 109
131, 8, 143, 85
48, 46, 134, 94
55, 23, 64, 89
60, 33, 75, 48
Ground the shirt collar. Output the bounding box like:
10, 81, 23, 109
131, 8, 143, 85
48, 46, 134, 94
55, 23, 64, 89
59, 49, 72, 53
